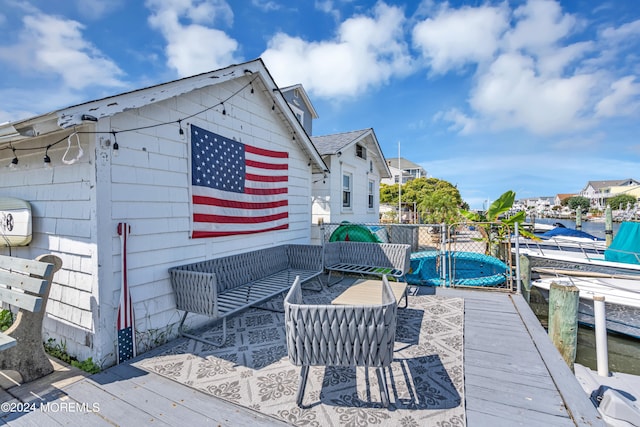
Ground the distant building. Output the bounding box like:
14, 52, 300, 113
311, 129, 390, 225
382, 157, 426, 185
280, 83, 318, 136
554, 193, 575, 206
579, 179, 640, 208
518, 197, 554, 214
279, 85, 391, 226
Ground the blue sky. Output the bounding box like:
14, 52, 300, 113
1, 0, 639, 209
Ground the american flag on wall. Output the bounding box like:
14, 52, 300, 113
190, 124, 289, 238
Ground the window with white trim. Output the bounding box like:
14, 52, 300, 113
368, 179, 375, 209
356, 143, 367, 159
343, 173, 352, 208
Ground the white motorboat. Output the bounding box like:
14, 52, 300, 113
516, 222, 640, 276
531, 275, 640, 339
514, 225, 607, 257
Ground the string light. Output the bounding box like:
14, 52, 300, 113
0, 75, 272, 166
10, 147, 18, 169
112, 131, 119, 156
43, 145, 52, 168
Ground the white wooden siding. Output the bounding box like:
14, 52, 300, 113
0, 76, 315, 366
0, 131, 98, 361
101, 80, 313, 362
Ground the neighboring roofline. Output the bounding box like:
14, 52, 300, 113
313, 128, 391, 178
279, 84, 319, 119
0, 58, 328, 173
385, 157, 425, 171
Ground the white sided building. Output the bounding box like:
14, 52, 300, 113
311, 129, 391, 225
0, 59, 327, 367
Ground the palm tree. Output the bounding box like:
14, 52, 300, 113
460, 190, 537, 257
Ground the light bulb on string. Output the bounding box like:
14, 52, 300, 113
43, 145, 52, 168
112, 131, 119, 157
9, 148, 18, 169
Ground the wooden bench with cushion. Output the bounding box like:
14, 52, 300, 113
0, 254, 62, 383
169, 244, 323, 347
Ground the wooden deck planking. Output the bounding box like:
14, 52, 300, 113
102, 363, 289, 426
435, 288, 603, 426
0, 284, 604, 426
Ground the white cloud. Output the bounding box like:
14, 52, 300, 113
420, 0, 638, 136
412, 3, 509, 74
470, 52, 596, 135
252, 0, 281, 12
0, 12, 125, 90
504, 0, 578, 54
146, 0, 240, 76
600, 19, 640, 43
74, 0, 123, 20
262, 2, 413, 98
595, 76, 640, 118
434, 108, 477, 135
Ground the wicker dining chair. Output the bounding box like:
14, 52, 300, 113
283, 275, 397, 407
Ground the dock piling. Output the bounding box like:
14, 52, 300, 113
548, 281, 579, 368
519, 254, 531, 302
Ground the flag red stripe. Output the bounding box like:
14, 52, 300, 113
194, 212, 288, 224
245, 145, 289, 158
246, 159, 288, 170
245, 187, 288, 195
193, 195, 287, 209
192, 224, 289, 238
246, 173, 288, 182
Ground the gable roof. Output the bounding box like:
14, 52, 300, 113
312, 129, 370, 155
0, 58, 328, 173
279, 84, 319, 120
385, 157, 424, 171
311, 128, 391, 178
585, 179, 640, 191
556, 193, 575, 201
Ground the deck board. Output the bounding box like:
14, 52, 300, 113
435, 287, 603, 426
1, 283, 604, 426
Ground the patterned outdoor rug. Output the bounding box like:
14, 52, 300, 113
134, 284, 465, 426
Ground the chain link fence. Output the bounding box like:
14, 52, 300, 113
318, 222, 514, 291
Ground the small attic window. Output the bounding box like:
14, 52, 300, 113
294, 88, 301, 98
356, 144, 366, 160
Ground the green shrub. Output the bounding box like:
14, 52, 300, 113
0, 309, 13, 331
44, 338, 101, 374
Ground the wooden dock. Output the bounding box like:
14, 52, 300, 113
0, 287, 604, 426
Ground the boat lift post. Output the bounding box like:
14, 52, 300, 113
515, 222, 521, 294
593, 295, 609, 377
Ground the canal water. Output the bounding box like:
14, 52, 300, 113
525, 217, 640, 374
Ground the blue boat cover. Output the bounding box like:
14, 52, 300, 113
604, 222, 640, 265
541, 227, 603, 241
